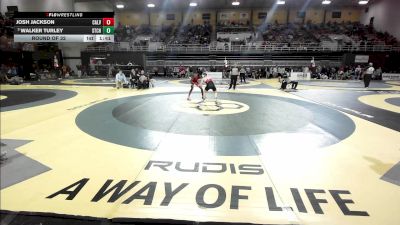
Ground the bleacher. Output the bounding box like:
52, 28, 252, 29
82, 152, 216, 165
144, 53, 342, 69
84, 21, 400, 54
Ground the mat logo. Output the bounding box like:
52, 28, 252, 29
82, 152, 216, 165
47, 178, 369, 216
175, 99, 250, 115
194, 101, 243, 112
145, 160, 264, 174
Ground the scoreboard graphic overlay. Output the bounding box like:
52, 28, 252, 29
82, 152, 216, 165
14, 12, 114, 42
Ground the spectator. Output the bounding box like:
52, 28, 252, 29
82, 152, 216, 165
374, 67, 382, 80
355, 65, 362, 80
138, 70, 148, 89
115, 70, 127, 89
129, 68, 136, 88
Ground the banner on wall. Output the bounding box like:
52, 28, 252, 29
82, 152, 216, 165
355, 55, 369, 63
219, 12, 232, 20
290, 72, 311, 80
206, 72, 223, 79
240, 13, 249, 19
382, 73, 400, 80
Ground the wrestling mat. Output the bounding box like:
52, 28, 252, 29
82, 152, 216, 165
1, 78, 399, 225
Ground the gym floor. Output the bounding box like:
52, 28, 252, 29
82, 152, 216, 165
1, 78, 399, 225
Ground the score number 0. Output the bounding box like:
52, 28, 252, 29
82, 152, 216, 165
102, 18, 114, 34
103, 18, 114, 26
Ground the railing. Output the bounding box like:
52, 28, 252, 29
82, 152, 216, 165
85, 43, 400, 53
146, 60, 342, 67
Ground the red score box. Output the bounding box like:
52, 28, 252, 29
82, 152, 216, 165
102, 18, 114, 26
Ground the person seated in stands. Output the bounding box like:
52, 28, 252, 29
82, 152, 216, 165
148, 72, 155, 88
163, 66, 168, 77
330, 67, 337, 79
246, 67, 251, 78
173, 67, 179, 78
3, 74, 23, 85
374, 67, 382, 80
28, 63, 40, 81
8, 65, 17, 77
355, 65, 362, 80
2, 64, 23, 84
137, 70, 149, 89
288, 77, 299, 90
258, 68, 263, 80
179, 65, 186, 78
252, 68, 259, 79
337, 68, 344, 80
342, 69, 350, 80
29, 71, 40, 81
0, 64, 8, 83
61, 65, 68, 79
115, 70, 127, 89
320, 72, 329, 79
134, 68, 141, 84
320, 66, 328, 78
64, 65, 71, 79
153, 67, 159, 77
280, 71, 298, 90
0, 73, 7, 84
186, 66, 193, 78
280, 72, 289, 90
129, 68, 137, 88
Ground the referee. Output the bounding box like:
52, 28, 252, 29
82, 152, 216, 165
364, 62, 375, 88
229, 64, 239, 90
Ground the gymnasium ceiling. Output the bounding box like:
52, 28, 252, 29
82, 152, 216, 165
76, 0, 378, 11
